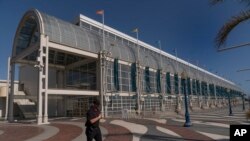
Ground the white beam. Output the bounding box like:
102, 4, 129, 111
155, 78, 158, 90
47, 89, 99, 96
16, 59, 65, 70
13, 95, 37, 100
11, 44, 39, 63
48, 42, 98, 58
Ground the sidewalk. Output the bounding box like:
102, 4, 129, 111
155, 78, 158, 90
0, 117, 234, 141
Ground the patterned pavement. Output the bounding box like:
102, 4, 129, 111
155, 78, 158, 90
0, 106, 249, 141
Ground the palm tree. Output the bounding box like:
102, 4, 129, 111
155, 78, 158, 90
210, 0, 250, 50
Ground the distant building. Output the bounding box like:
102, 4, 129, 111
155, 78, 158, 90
0, 80, 18, 118
6, 9, 243, 124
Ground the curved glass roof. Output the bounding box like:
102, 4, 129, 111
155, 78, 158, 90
14, 15, 39, 56
13, 9, 239, 89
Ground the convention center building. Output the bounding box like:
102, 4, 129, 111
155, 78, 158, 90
3, 9, 244, 124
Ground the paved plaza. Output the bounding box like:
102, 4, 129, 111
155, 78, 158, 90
0, 105, 249, 141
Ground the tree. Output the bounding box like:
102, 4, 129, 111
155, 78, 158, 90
210, 0, 250, 50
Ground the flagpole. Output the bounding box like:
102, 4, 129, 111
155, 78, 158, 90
102, 11, 105, 118
102, 10, 106, 118
97, 9, 105, 118
174, 48, 178, 73
158, 40, 162, 69
102, 11, 105, 51
137, 30, 140, 115
132, 28, 140, 115
135, 30, 140, 115
136, 31, 139, 62
158, 40, 164, 110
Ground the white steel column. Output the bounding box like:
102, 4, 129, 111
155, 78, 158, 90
189, 79, 193, 108
36, 34, 48, 125
157, 41, 164, 111
8, 62, 15, 122
160, 70, 165, 111
206, 83, 209, 107
136, 62, 141, 115
5, 57, 10, 120
44, 35, 49, 123
37, 40, 43, 124
199, 80, 202, 108
176, 75, 181, 112
214, 84, 217, 106
99, 52, 104, 117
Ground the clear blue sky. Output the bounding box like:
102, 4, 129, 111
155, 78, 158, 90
0, 0, 250, 94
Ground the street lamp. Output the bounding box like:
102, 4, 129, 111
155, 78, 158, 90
227, 88, 233, 116
248, 95, 250, 110
181, 71, 192, 127
242, 94, 245, 111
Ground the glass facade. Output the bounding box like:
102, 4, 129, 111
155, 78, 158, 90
156, 70, 161, 93
192, 79, 197, 95
107, 62, 132, 92
166, 72, 171, 94
14, 10, 240, 95
15, 18, 39, 56
131, 63, 137, 92
209, 84, 215, 96
174, 74, 179, 94
12, 9, 245, 119
196, 80, 200, 95
120, 64, 131, 92
66, 61, 97, 90
187, 78, 191, 95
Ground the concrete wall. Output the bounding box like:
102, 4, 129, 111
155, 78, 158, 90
0, 80, 19, 117
0, 86, 7, 97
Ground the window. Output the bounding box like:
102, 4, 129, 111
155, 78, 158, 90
174, 74, 179, 94
66, 61, 97, 90
91, 25, 100, 33
109, 33, 115, 39
166, 72, 171, 94
116, 36, 122, 42
80, 21, 90, 29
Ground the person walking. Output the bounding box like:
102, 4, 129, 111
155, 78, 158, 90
85, 98, 102, 141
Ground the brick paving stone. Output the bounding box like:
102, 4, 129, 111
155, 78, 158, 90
0, 117, 231, 141
128, 119, 214, 141
45, 123, 82, 141
0, 124, 44, 141
165, 125, 214, 141
197, 119, 238, 125
101, 119, 133, 141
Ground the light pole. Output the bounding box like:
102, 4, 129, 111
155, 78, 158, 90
181, 71, 192, 127
248, 95, 250, 110
227, 89, 233, 116
242, 94, 245, 111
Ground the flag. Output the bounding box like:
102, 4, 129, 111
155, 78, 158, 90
132, 28, 138, 33
96, 10, 104, 15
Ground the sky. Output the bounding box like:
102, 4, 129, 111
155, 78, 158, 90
0, 0, 250, 95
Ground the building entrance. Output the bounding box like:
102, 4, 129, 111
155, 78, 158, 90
66, 96, 89, 117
